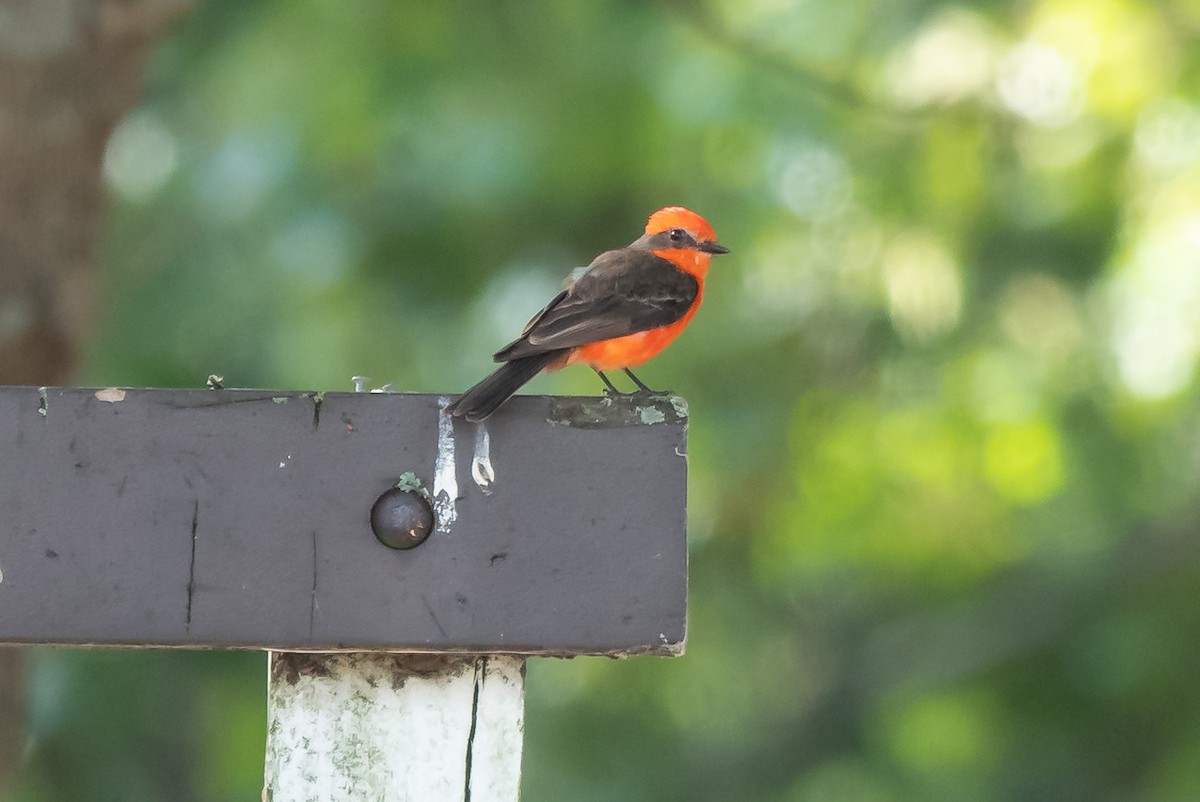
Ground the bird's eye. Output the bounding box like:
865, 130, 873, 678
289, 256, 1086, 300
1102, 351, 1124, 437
668, 228, 685, 243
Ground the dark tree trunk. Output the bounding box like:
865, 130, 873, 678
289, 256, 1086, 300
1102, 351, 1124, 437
0, 0, 187, 789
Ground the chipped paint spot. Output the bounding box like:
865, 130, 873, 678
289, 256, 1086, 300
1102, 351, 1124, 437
94, 387, 126, 403
37, 386, 47, 418
434, 398, 457, 534
471, 423, 495, 495
272, 397, 289, 404
0, 564, 4, 584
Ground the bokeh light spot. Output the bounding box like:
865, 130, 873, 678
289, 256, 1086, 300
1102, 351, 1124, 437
882, 691, 1001, 774
1108, 216, 1200, 399
270, 210, 356, 287
983, 420, 1065, 504
194, 131, 296, 221
102, 110, 178, 201
999, 273, 1083, 360
885, 9, 997, 108
770, 141, 853, 221
882, 232, 962, 343
1112, 303, 1196, 399
1134, 98, 1200, 172
996, 42, 1083, 127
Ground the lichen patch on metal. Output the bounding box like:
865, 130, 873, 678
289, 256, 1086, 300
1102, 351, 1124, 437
636, 406, 666, 425
546, 394, 688, 429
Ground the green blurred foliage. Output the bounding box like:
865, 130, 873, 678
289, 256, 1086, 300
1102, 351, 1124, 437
12, 0, 1200, 799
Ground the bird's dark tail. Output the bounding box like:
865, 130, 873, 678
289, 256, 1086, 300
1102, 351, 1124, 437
446, 351, 565, 422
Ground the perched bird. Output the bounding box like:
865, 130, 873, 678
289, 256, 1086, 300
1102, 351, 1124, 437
447, 206, 728, 421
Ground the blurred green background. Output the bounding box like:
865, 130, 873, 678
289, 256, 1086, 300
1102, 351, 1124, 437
11, 0, 1200, 799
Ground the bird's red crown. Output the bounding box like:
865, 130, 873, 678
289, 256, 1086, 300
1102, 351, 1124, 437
646, 206, 718, 243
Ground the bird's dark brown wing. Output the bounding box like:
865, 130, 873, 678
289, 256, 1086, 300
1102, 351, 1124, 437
492, 249, 699, 362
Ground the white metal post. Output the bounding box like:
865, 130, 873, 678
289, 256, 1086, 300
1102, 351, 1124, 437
264, 652, 525, 802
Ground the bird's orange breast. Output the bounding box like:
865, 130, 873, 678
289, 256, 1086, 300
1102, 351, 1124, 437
567, 248, 708, 371
566, 307, 696, 369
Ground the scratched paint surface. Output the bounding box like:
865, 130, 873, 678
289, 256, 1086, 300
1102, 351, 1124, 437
0, 387, 687, 654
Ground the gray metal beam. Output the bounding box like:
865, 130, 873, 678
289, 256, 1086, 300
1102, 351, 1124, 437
0, 387, 687, 655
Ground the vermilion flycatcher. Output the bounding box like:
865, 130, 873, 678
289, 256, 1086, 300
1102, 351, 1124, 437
448, 206, 728, 421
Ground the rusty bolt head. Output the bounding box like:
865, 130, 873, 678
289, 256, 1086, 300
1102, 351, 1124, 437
370, 486, 433, 550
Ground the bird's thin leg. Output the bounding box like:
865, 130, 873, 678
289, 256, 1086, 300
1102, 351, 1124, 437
623, 368, 666, 394
593, 369, 629, 396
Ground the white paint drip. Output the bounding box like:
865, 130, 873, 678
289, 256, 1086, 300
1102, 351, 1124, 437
351, 375, 369, 392
434, 398, 458, 534
471, 423, 495, 495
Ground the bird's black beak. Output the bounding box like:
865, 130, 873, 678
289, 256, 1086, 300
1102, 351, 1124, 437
699, 240, 730, 255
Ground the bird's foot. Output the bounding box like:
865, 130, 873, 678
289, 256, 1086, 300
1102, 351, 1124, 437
621, 368, 670, 395
596, 368, 673, 399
